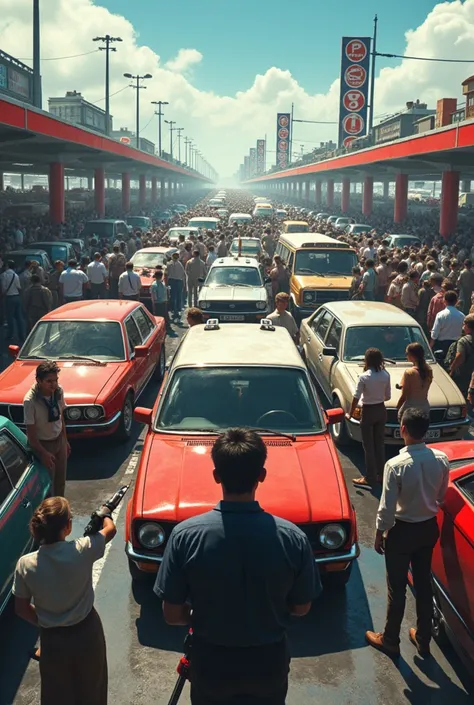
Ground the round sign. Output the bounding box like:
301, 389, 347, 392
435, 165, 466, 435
343, 89, 365, 112
345, 39, 368, 63
278, 140, 288, 151
343, 136, 357, 148
277, 153, 287, 164
344, 64, 367, 88
119, 136, 131, 144
342, 113, 364, 135
278, 127, 289, 140
278, 115, 289, 128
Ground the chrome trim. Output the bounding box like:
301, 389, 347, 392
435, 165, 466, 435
64, 403, 106, 422
314, 542, 359, 564
65, 410, 121, 429
347, 418, 470, 430
432, 574, 474, 639
126, 541, 163, 564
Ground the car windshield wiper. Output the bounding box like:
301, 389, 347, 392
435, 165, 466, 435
384, 358, 397, 365
23, 354, 49, 360
296, 268, 325, 276
58, 354, 105, 365
251, 427, 297, 441
325, 271, 348, 276
233, 283, 253, 287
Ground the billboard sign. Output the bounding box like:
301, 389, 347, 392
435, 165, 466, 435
256, 139, 265, 174
0, 50, 33, 104
276, 113, 290, 169
338, 37, 370, 148
249, 147, 257, 177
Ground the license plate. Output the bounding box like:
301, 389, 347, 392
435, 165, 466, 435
394, 428, 440, 439
220, 314, 245, 321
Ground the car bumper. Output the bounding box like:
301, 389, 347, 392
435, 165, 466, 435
346, 416, 470, 445
203, 311, 270, 323
18, 411, 122, 439
126, 540, 360, 573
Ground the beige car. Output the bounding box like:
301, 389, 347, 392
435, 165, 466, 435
300, 301, 469, 446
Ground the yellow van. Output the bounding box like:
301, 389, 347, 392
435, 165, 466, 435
274, 233, 358, 320
281, 220, 309, 233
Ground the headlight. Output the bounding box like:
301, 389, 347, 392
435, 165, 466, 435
256, 301, 267, 310
303, 291, 315, 303
199, 300, 210, 309
84, 406, 101, 420
447, 406, 462, 419
320, 523, 346, 550
138, 522, 166, 549
67, 407, 82, 421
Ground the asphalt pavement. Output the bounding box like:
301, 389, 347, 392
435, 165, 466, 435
0, 320, 472, 705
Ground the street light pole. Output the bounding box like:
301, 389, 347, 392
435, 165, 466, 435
176, 127, 184, 163
151, 100, 169, 156
165, 120, 176, 159
184, 137, 190, 165
123, 72, 153, 148
94, 35, 122, 135
33, 0, 42, 109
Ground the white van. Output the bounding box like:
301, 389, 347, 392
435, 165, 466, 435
228, 213, 253, 226
188, 217, 220, 231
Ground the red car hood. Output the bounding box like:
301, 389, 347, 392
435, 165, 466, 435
0, 361, 123, 405
141, 435, 344, 523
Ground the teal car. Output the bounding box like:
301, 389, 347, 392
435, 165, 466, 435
0, 417, 51, 615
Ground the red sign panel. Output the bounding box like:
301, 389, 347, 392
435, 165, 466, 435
345, 40, 368, 62
342, 113, 365, 135
343, 90, 365, 112
344, 65, 367, 88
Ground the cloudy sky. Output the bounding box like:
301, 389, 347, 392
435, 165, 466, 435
1, 0, 474, 177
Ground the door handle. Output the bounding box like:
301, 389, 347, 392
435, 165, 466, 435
318, 353, 323, 361
307, 336, 311, 343
22, 498, 31, 509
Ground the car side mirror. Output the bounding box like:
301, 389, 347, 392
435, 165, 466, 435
326, 408, 344, 425
433, 350, 445, 364
322, 346, 338, 358
134, 407, 152, 425
134, 345, 149, 359
8, 345, 20, 358
264, 277, 271, 284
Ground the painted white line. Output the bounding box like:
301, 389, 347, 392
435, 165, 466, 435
92, 448, 140, 590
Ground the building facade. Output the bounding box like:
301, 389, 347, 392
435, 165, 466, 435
48, 91, 112, 134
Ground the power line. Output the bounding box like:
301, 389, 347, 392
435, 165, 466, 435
92, 84, 128, 104
18, 48, 99, 61
139, 113, 154, 134
377, 51, 474, 63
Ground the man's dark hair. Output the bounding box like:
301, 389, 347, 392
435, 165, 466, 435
36, 360, 60, 381
397, 261, 409, 274
68, 259, 77, 268
126, 261, 134, 270
444, 290, 458, 306
401, 408, 430, 440
365, 259, 374, 268
465, 259, 472, 269
7, 260, 15, 269
464, 313, 474, 332
30, 274, 41, 284
113, 245, 120, 253
408, 270, 419, 280
211, 428, 267, 494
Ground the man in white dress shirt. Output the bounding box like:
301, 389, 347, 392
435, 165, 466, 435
430, 290, 465, 359
86, 253, 108, 299
118, 262, 141, 301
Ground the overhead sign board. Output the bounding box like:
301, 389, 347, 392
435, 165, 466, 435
338, 36, 370, 148
276, 113, 291, 169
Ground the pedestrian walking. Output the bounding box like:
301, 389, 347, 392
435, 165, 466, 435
346, 347, 391, 488
359, 259, 377, 301
366, 409, 449, 657
155, 428, 320, 705
150, 270, 170, 328
396, 343, 432, 421
13, 495, 115, 705
167, 251, 186, 319
87, 253, 108, 299
1, 259, 25, 340
23, 361, 70, 497
430, 290, 465, 358
401, 270, 420, 319
270, 255, 290, 298
268, 292, 299, 343
375, 255, 389, 301
118, 262, 141, 301
59, 260, 89, 304
108, 246, 127, 299
24, 274, 53, 331
186, 249, 207, 308
448, 314, 474, 399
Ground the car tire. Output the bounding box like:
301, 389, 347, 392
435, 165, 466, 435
431, 588, 448, 645
116, 392, 134, 442
154, 344, 166, 381
128, 558, 149, 582
323, 562, 352, 588
329, 396, 352, 447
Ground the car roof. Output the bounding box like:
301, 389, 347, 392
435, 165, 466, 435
229, 213, 252, 217
8, 249, 49, 255
168, 226, 199, 231
351, 223, 371, 227
188, 217, 219, 222
173, 324, 305, 369
390, 234, 421, 239
283, 220, 308, 225
210, 256, 260, 268
133, 246, 174, 254
231, 237, 259, 242
279, 233, 351, 249
40, 300, 141, 322
320, 300, 422, 326
85, 219, 124, 224
35, 241, 72, 246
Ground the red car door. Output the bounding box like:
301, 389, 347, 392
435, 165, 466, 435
131, 307, 163, 379
124, 315, 147, 394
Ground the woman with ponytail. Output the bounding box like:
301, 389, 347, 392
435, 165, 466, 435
397, 342, 433, 421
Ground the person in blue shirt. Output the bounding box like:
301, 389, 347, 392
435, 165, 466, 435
150, 270, 169, 328
359, 259, 377, 301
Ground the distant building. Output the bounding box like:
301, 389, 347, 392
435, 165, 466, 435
111, 127, 155, 155
374, 100, 435, 144
48, 90, 112, 134
0, 49, 33, 105
414, 115, 435, 135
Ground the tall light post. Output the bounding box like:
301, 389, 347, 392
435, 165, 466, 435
123, 72, 152, 148
151, 100, 168, 156
94, 35, 122, 135
176, 127, 184, 163
184, 137, 191, 166
165, 120, 176, 160
33, 0, 42, 108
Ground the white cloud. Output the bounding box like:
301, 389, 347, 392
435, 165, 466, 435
165, 48, 203, 73
1, 0, 474, 176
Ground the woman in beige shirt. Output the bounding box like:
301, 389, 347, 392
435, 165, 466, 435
397, 342, 433, 421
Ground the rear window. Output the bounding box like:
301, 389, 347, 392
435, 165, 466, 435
82, 222, 114, 238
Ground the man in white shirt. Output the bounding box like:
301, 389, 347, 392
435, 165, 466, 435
118, 262, 141, 301
206, 245, 217, 270
86, 253, 108, 299
430, 290, 465, 358
1, 260, 24, 340
15, 226, 24, 247
366, 409, 449, 658
166, 252, 186, 319
59, 259, 89, 304
362, 238, 376, 262
268, 293, 299, 343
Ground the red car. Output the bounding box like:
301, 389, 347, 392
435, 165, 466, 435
0, 300, 166, 441
130, 246, 178, 305
427, 441, 474, 670
125, 319, 359, 585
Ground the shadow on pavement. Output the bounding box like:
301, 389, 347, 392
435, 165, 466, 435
400, 647, 473, 703
0, 602, 38, 705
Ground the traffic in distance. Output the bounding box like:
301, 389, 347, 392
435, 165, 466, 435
0, 187, 473, 704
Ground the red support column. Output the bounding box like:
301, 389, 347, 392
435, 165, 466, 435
315, 181, 322, 206
341, 177, 350, 213
440, 170, 460, 240
394, 174, 408, 223
362, 175, 374, 217
139, 175, 146, 209
122, 172, 130, 213
49, 162, 65, 224
151, 176, 157, 205
326, 179, 334, 208
94, 167, 105, 217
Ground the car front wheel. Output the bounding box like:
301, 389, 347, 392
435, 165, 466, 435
154, 344, 166, 381
329, 396, 352, 447
116, 392, 134, 442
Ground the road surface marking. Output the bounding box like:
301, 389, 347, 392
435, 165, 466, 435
124, 450, 140, 475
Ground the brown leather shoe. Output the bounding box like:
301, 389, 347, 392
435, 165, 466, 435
409, 628, 431, 657
365, 631, 400, 656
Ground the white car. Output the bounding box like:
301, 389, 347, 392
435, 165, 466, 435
335, 217, 354, 230
344, 224, 372, 236
229, 213, 253, 226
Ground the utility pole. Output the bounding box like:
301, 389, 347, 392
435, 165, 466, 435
151, 100, 169, 156
184, 137, 191, 165
94, 35, 122, 135
165, 120, 176, 159
123, 73, 152, 148
176, 127, 184, 163
368, 14, 378, 137
33, 0, 42, 108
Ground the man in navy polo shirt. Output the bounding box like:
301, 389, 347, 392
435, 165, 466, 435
154, 428, 320, 704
